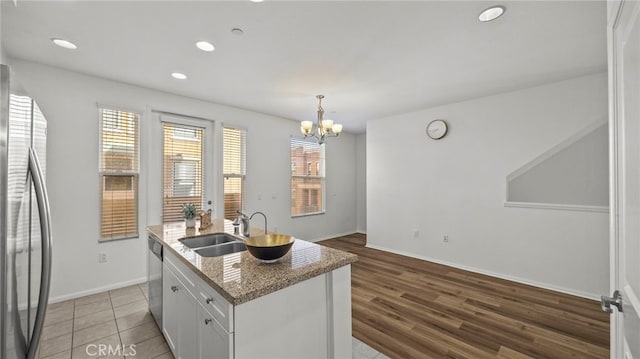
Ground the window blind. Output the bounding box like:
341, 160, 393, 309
223, 127, 246, 220
162, 122, 204, 223
99, 108, 139, 240
290, 138, 325, 216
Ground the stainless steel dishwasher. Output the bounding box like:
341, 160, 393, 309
148, 235, 163, 329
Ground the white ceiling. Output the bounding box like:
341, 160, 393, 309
1, 0, 606, 134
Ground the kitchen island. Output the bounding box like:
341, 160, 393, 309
147, 219, 357, 359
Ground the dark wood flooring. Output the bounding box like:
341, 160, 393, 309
319, 233, 609, 359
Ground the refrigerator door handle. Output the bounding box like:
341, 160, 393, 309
26, 148, 52, 359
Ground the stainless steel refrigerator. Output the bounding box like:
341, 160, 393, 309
0, 64, 52, 359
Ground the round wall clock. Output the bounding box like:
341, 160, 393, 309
426, 119, 448, 140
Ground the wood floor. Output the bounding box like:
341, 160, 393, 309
319, 233, 609, 359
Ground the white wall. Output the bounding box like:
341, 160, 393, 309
356, 133, 366, 233
10, 59, 358, 301
367, 72, 609, 299
507, 123, 609, 206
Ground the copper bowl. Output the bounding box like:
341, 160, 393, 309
245, 234, 294, 262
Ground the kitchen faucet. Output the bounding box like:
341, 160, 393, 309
250, 211, 268, 236
236, 211, 268, 237
236, 211, 250, 237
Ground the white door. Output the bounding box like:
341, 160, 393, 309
147, 111, 215, 224
607, 1, 640, 358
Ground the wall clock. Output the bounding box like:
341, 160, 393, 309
426, 119, 448, 140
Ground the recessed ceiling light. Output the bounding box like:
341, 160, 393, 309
250, 0, 264, 2
231, 28, 244, 36
51, 38, 77, 50
478, 5, 505, 22
196, 41, 215, 52
171, 72, 187, 80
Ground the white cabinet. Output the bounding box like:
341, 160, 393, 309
197, 304, 233, 359
164, 251, 233, 359
163, 250, 351, 359
177, 288, 197, 359
162, 265, 179, 352
163, 263, 198, 359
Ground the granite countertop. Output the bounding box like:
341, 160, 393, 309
146, 219, 357, 305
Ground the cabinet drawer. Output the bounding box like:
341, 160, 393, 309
164, 251, 197, 295
195, 278, 234, 333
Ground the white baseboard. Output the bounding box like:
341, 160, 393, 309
306, 231, 359, 243
365, 243, 599, 301
49, 276, 148, 303
356, 230, 367, 235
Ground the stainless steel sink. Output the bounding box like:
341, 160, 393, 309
180, 233, 237, 249
194, 242, 247, 257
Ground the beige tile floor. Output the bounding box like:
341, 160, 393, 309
38, 282, 173, 359
40, 282, 383, 359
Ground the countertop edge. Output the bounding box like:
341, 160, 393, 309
147, 225, 358, 306
232, 255, 356, 305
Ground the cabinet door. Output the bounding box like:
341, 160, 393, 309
162, 266, 179, 353
197, 305, 233, 359
176, 287, 197, 359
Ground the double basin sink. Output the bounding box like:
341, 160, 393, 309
180, 233, 247, 257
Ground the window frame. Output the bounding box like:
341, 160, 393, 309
98, 107, 140, 242
290, 137, 326, 218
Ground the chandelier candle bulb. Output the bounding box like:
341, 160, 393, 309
321, 119, 334, 130
301, 120, 313, 134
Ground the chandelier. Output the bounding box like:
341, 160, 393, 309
300, 95, 343, 145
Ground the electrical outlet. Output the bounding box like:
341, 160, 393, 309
443, 235, 449, 243
413, 230, 420, 238
99, 252, 107, 263
273, 226, 278, 233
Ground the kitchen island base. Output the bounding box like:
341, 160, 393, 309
162, 249, 352, 359
235, 265, 352, 359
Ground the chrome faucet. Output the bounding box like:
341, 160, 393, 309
235, 210, 268, 237
250, 211, 268, 236
236, 211, 250, 237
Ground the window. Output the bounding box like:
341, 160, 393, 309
163, 122, 204, 222
99, 108, 139, 240
290, 138, 325, 216
173, 162, 198, 196
223, 127, 246, 220
172, 127, 198, 140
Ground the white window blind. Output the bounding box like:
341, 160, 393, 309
163, 122, 204, 223
223, 127, 246, 220
99, 108, 139, 240
290, 138, 325, 216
